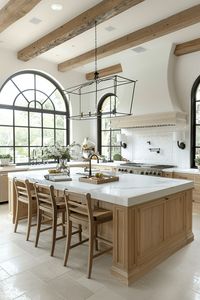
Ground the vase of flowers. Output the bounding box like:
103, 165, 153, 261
41, 143, 71, 175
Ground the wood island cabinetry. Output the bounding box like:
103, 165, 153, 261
7, 169, 194, 285
0, 174, 8, 203
111, 189, 193, 284
173, 172, 200, 213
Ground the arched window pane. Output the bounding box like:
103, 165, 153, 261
0, 127, 13, 146
50, 90, 65, 111
15, 95, 29, 107
43, 114, 54, 128
43, 99, 54, 110
30, 128, 42, 146
0, 109, 13, 125
30, 112, 41, 127
36, 74, 55, 96
12, 74, 34, 91
35, 90, 47, 103
0, 81, 19, 105
15, 127, 28, 146
56, 130, 65, 145
196, 84, 200, 101
43, 129, 54, 146
0, 71, 69, 164
56, 115, 66, 129
15, 111, 28, 126
22, 90, 35, 102
97, 94, 121, 161
15, 147, 28, 164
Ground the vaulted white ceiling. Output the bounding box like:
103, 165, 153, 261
0, 0, 200, 72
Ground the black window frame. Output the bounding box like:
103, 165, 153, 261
191, 74, 200, 168
0, 70, 69, 165
97, 93, 121, 161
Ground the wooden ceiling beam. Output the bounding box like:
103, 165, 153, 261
174, 38, 200, 56
0, 0, 41, 33
58, 4, 200, 72
17, 0, 144, 62
86, 63, 122, 80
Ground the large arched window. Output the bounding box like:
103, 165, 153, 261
191, 75, 200, 167
0, 70, 69, 164
97, 93, 121, 161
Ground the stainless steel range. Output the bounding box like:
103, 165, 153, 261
117, 163, 175, 176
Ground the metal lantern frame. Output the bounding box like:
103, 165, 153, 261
64, 74, 137, 120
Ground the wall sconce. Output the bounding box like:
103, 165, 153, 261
173, 131, 186, 150
117, 133, 127, 148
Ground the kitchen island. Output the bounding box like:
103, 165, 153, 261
8, 169, 194, 285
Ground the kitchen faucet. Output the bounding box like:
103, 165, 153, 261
88, 153, 99, 177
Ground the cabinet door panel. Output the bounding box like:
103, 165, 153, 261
0, 174, 8, 202
136, 200, 165, 258
193, 184, 200, 203
165, 193, 185, 239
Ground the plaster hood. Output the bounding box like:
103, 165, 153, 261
111, 111, 187, 130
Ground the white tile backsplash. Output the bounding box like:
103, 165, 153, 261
121, 128, 187, 167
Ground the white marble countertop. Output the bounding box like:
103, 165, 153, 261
1, 160, 200, 176
8, 168, 194, 207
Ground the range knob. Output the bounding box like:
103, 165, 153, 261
118, 168, 121, 171
149, 172, 152, 175
124, 169, 127, 172
145, 172, 149, 175
129, 170, 133, 174
153, 172, 157, 175
141, 171, 144, 175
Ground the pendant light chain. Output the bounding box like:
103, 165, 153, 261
94, 20, 99, 80
94, 20, 99, 114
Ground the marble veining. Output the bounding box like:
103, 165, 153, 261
8, 168, 194, 206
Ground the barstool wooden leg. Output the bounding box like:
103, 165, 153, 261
51, 211, 57, 257
94, 224, 98, 251
64, 220, 72, 266
87, 222, 94, 279
26, 203, 32, 241
14, 199, 19, 233
35, 209, 42, 247
62, 211, 65, 236
78, 224, 82, 242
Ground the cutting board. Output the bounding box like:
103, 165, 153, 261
79, 175, 119, 184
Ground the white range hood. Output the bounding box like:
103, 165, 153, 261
111, 111, 187, 130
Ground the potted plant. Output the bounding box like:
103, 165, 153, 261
0, 154, 12, 166
195, 155, 200, 170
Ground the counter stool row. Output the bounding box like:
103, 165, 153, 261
13, 178, 113, 278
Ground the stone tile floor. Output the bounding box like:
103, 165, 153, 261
0, 203, 200, 299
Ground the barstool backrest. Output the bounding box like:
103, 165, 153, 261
64, 190, 93, 223
14, 178, 32, 203
34, 183, 56, 210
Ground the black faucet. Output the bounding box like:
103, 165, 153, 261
88, 153, 99, 177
